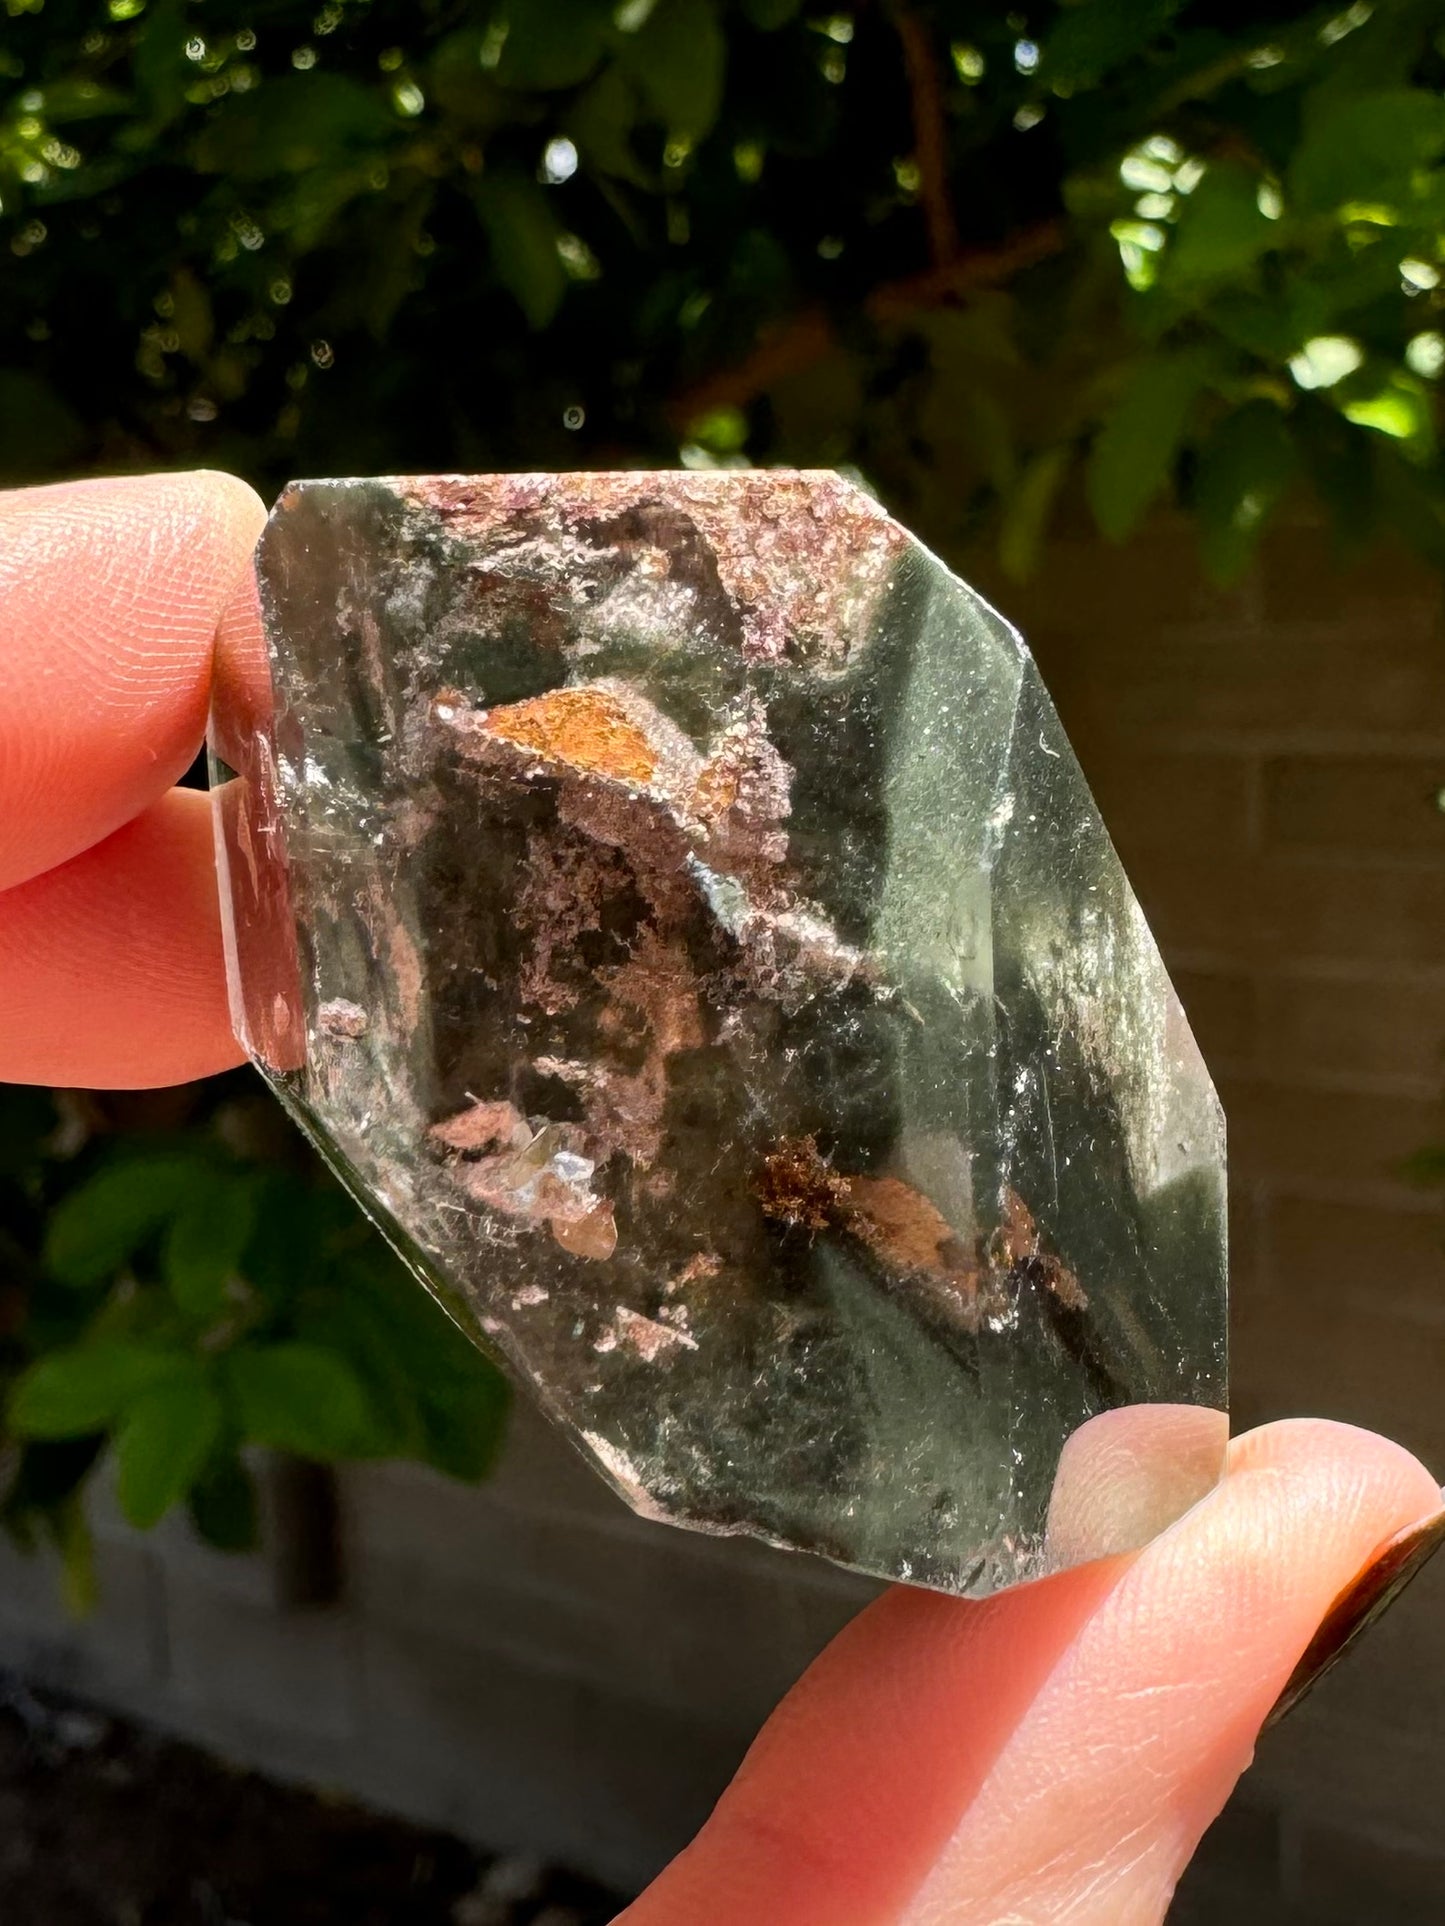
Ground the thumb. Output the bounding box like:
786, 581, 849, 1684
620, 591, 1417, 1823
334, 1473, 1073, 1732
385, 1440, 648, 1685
621, 1419, 1442, 1926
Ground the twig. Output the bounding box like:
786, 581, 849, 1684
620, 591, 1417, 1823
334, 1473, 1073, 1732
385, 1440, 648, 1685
892, 4, 958, 268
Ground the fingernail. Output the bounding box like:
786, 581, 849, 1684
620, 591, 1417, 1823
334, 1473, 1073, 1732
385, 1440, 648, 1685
1265, 1503, 1445, 1731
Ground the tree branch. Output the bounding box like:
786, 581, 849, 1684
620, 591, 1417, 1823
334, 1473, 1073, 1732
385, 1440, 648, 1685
669, 219, 1067, 429
893, 4, 958, 269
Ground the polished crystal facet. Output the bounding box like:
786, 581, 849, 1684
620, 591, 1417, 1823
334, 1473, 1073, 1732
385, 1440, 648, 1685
210, 473, 1227, 1596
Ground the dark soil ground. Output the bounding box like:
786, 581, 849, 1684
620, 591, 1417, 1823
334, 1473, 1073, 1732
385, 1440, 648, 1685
0, 1673, 627, 1926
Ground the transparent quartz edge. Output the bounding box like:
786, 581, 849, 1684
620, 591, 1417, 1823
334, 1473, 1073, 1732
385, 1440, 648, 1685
207, 471, 1228, 1598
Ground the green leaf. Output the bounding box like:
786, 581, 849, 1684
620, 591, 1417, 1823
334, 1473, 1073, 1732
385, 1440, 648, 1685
188, 1452, 260, 1553
494, 0, 612, 91
1086, 351, 1211, 541
191, 74, 396, 179
620, 0, 726, 141
1291, 89, 1445, 216
164, 1173, 256, 1323
474, 174, 567, 329
30, 79, 131, 125
1193, 401, 1298, 583
741, 0, 800, 25
226, 1342, 377, 1459
9, 1342, 188, 1439
240, 1170, 329, 1309
1205, 294, 1300, 363
292, 1235, 510, 1478
999, 446, 1072, 580
1045, 0, 1182, 90
568, 66, 650, 185
414, 1375, 511, 1482
1342, 373, 1435, 459
1163, 164, 1276, 287
45, 1153, 207, 1288
114, 1372, 223, 1529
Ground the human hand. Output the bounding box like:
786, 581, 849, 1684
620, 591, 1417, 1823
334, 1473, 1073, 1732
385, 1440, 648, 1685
3, 474, 1441, 1926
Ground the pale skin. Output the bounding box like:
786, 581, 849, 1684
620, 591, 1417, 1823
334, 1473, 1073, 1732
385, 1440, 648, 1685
1, 472, 1440, 1925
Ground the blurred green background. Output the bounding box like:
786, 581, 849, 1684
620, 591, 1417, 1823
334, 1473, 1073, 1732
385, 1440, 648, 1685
3, 0, 1444, 1590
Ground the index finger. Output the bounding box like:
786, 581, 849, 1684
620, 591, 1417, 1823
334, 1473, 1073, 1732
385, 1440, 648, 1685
0, 471, 267, 890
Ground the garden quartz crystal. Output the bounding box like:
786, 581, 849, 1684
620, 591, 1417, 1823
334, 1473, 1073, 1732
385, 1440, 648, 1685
209, 472, 1228, 1597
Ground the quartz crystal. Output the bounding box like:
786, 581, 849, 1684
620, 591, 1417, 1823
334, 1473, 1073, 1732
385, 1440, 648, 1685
209, 473, 1227, 1596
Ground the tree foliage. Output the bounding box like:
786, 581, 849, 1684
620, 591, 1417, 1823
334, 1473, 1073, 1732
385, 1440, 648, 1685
0, 1083, 509, 1594
3, 0, 1445, 578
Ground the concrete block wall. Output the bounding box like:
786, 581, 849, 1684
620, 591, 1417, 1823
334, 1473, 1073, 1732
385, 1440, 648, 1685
0, 1401, 878, 1895
0, 516, 1441, 1916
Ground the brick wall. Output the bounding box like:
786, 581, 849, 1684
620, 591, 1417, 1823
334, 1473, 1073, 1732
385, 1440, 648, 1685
0, 515, 1441, 1917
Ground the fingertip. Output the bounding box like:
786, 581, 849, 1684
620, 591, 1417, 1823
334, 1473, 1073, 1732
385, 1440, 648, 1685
1226, 1416, 1442, 1535
0, 469, 269, 889
187, 468, 270, 539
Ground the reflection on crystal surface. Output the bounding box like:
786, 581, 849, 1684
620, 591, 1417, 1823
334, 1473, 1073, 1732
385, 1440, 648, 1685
209, 472, 1227, 1596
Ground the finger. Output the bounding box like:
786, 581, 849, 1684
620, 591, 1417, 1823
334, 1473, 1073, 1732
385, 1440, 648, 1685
620, 1419, 1441, 1926
0, 787, 242, 1088
0, 471, 267, 890
1045, 1402, 1229, 1566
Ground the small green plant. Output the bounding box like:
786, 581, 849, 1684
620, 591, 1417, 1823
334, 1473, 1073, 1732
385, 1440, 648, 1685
0, 1081, 509, 1607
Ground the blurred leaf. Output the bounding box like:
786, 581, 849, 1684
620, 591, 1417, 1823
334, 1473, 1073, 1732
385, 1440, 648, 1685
44, 1153, 206, 1288
475, 173, 567, 328
1193, 400, 1298, 583
620, 0, 726, 141
0, 374, 87, 485
127, 0, 190, 134
164, 1172, 256, 1323
999, 445, 1072, 579
428, 32, 510, 126
1086, 350, 1211, 540
741, 0, 801, 24
494, 0, 613, 91
10, 1341, 188, 1439
1205, 293, 1300, 361
34, 80, 131, 124
1045, 0, 1182, 90
0, 1088, 54, 1182
567, 65, 649, 184
1342, 372, 1435, 458
240, 1170, 330, 1309
188, 1451, 260, 1553
414, 1374, 511, 1482
191, 75, 395, 179
168, 268, 213, 361
227, 1341, 377, 1459
1291, 89, 1445, 215
114, 1370, 222, 1529
1164, 164, 1276, 286
292, 1230, 508, 1477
